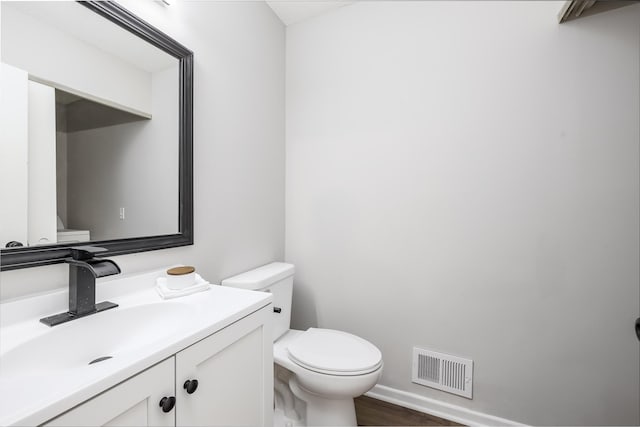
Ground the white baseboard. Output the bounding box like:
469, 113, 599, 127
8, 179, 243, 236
365, 384, 528, 427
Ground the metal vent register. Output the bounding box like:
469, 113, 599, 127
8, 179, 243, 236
412, 347, 473, 399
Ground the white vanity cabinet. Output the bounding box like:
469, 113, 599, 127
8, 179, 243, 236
43, 306, 273, 427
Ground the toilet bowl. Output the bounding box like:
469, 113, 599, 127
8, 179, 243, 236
274, 329, 382, 426
222, 263, 383, 427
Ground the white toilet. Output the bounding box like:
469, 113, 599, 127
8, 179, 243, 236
221, 262, 383, 427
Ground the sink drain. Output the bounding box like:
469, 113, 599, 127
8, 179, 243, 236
88, 356, 113, 365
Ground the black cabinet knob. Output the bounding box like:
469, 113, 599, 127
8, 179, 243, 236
273, 307, 282, 313
159, 396, 176, 413
184, 379, 199, 394
635, 317, 640, 341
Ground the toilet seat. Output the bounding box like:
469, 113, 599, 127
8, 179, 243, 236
287, 328, 382, 376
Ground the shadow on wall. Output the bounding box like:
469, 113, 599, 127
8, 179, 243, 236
291, 280, 318, 330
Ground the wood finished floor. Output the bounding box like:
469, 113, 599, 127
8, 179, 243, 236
355, 396, 464, 426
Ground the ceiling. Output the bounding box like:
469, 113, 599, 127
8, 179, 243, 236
557, 0, 639, 22
265, 0, 355, 26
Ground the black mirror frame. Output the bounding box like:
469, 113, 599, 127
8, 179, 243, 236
0, 1, 193, 271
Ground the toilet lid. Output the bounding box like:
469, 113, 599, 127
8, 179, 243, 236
287, 328, 382, 375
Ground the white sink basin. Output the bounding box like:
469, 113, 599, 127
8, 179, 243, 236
0, 302, 194, 379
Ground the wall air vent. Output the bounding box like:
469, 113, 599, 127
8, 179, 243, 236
412, 347, 473, 399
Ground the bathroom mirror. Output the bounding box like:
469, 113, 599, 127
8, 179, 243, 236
0, 1, 193, 271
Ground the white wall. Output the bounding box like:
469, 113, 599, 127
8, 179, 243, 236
1, 1, 285, 303
65, 65, 179, 241
285, 2, 640, 426
1, 3, 152, 116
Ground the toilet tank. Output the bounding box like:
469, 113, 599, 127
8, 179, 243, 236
221, 262, 294, 341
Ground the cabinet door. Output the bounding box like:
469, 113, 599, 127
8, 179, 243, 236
45, 358, 175, 427
176, 307, 273, 427
27, 80, 57, 246
0, 62, 28, 247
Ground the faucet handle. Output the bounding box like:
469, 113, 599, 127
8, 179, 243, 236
69, 246, 108, 261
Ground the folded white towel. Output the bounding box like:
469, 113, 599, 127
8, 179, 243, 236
155, 274, 211, 299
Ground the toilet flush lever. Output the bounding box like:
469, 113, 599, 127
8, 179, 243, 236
273, 307, 282, 313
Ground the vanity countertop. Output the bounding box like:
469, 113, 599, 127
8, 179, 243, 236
0, 268, 272, 426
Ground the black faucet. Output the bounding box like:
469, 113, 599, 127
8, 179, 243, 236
40, 246, 121, 327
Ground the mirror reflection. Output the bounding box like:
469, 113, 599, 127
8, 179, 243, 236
0, 1, 180, 249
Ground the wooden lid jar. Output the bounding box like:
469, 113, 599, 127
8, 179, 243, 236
166, 266, 196, 290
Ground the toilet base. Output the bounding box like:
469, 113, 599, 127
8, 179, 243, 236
274, 407, 305, 427
289, 376, 358, 426
274, 364, 359, 427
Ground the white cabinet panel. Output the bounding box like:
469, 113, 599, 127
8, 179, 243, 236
44, 358, 175, 427
176, 308, 273, 427
103, 400, 147, 427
